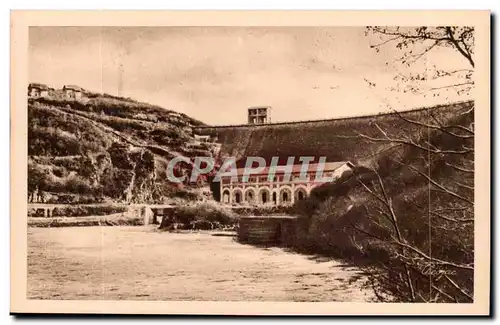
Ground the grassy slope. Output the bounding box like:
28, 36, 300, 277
28, 91, 214, 204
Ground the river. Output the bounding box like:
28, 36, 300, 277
28, 226, 374, 301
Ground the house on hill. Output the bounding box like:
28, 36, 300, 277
28, 83, 50, 98
194, 134, 212, 143
63, 85, 85, 100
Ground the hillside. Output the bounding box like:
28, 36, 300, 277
195, 101, 473, 167
28, 88, 219, 204
29, 89, 473, 208
290, 100, 474, 302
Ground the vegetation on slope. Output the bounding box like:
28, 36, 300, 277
28, 90, 215, 204
290, 101, 474, 303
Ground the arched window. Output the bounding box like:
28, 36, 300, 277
258, 188, 271, 205
245, 189, 256, 203
222, 190, 230, 204
262, 191, 268, 203
280, 187, 292, 204
295, 188, 307, 201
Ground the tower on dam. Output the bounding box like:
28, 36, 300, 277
248, 106, 271, 125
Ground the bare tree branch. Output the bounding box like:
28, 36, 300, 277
445, 162, 475, 173
428, 82, 475, 92
355, 126, 473, 155
453, 180, 474, 191
392, 241, 474, 270
355, 168, 416, 301
404, 41, 440, 64
444, 275, 474, 301
431, 283, 458, 302
446, 27, 475, 67
367, 26, 475, 98
357, 25, 475, 303
401, 162, 474, 205
368, 26, 475, 68
407, 200, 474, 223
387, 107, 474, 139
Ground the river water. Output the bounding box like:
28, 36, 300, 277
28, 226, 374, 301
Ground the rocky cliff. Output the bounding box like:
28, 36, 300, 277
28, 89, 218, 204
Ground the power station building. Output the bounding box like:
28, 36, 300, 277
219, 161, 354, 206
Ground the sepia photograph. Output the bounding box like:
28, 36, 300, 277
10, 10, 491, 315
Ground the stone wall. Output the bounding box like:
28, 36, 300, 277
237, 216, 298, 245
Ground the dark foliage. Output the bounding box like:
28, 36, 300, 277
290, 102, 474, 302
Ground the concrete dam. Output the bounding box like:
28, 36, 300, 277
193, 101, 474, 168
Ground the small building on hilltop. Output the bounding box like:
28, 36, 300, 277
63, 85, 85, 100
194, 134, 212, 143
28, 83, 49, 98
248, 106, 271, 125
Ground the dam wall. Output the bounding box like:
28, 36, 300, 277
193, 101, 474, 167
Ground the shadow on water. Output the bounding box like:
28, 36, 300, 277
211, 232, 236, 237
277, 246, 369, 270
234, 240, 339, 263
279, 246, 334, 263
304, 255, 332, 263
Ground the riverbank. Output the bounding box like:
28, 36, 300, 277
28, 212, 143, 227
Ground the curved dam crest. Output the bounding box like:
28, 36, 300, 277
194, 100, 474, 167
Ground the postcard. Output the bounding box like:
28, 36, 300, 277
10, 10, 491, 315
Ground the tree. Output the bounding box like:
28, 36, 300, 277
344, 27, 475, 302
351, 104, 474, 302
28, 162, 49, 202
366, 26, 474, 97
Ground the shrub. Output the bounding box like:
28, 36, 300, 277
28, 104, 113, 156
99, 115, 148, 132
171, 189, 201, 201
51, 205, 128, 217
175, 201, 236, 225
232, 205, 294, 216
64, 175, 92, 195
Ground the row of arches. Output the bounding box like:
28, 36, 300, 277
221, 186, 309, 206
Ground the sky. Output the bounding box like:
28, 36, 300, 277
29, 27, 472, 125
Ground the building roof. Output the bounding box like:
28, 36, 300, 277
248, 106, 271, 111
63, 85, 85, 92
29, 83, 49, 90
230, 161, 353, 177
